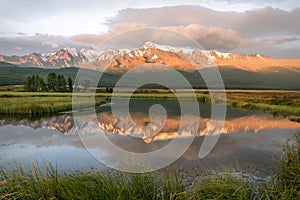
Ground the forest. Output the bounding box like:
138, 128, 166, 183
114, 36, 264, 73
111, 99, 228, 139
25, 72, 73, 92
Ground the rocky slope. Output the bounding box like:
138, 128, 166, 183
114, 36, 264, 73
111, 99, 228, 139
0, 47, 89, 68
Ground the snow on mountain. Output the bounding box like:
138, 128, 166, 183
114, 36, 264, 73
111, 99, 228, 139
214, 51, 232, 59
1, 42, 299, 72
142, 41, 194, 54
80, 48, 103, 62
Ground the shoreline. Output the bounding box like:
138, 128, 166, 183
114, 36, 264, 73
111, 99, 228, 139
1, 131, 299, 199
1, 90, 299, 117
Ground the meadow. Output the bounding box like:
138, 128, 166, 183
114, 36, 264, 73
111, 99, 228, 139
226, 91, 300, 116
0, 89, 300, 117
0, 92, 106, 116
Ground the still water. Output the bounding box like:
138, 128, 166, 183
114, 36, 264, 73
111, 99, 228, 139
0, 99, 299, 175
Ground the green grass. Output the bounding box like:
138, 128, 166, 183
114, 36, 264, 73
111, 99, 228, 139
190, 174, 251, 200
0, 164, 251, 200
229, 100, 300, 116
277, 133, 300, 198
0, 162, 186, 200
1, 132, 299, 199
0, 91, 210, 117
0, 90, 299, 117
97, 91, 300, 116
0, 92, 106, 116
226, 92, 300, 113
0, 85, 25, 92
258, 132, 300, 199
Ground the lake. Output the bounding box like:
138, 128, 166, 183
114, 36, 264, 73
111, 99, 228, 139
0, 99, 299, 176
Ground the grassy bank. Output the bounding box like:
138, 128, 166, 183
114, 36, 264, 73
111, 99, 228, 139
260, 132, 300, 199
0, 90, 299, 117
109, 91, 300, 116
0, 163, 253, 200
0, 91, 208, 117
1, 133, 299, 200
228, 100, 300, 116
0, 92, 106, 116
227, 92, 300, 116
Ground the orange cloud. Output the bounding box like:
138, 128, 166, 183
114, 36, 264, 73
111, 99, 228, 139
71, 23, 254, 51
71, 23, 147, 45
163, 24, 254, 50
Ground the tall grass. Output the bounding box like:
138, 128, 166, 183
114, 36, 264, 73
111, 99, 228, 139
0, 162, 186, 200
0, 92, 209, 116
1, 91, 299, 116
0, 163, 255, 200
0, 92, 105, 116
229, 100, 300, 116
1, 132, 299, 199
259, 132, 300, 199
190, 174, 251, 200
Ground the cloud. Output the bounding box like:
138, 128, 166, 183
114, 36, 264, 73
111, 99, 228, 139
1, 4, 299, 58
107, 6, 235, 28
262, 36, 298, 45
233, 7, 300, 38
0, 35, 92, 55
163, 24, 254, 50
233, 41, 300, 59
16, 32, 26, 36
108, 6, 300, 38
71, 23, 254, 51
71, 23, 147, 45
41, 40, 59, 48
91, 5, 300, 58
0, 0, 101, 21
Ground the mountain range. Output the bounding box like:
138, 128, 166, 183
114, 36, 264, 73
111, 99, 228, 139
1, 42, 300, 89
1, 41, 300, 72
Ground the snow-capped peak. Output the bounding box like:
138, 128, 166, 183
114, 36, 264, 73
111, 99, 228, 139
62, 47, 79, 57
98, 49, 118, 61
142, 41, 194, 54
80, 48, 103, 62
256, 53, 266, 61
201, 50, 216, 64
213, 51, 232, 59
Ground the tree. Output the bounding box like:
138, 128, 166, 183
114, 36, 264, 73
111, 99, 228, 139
32, 75, 38, 92
59, 75, 67, 92
25, 76, 33, 91
25, 73, 69, 92
25, 75, 47, 92
37, 77, 47, 92
47, 73, 56, 91
55, 75, 67, 92
67, 77, 73, 92
105, 87, 113, 93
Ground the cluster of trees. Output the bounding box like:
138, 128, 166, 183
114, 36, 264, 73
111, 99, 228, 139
25, 73, 73, 92
105, 87, 113, 93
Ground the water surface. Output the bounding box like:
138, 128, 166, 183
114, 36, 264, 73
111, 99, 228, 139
0, 99, 299, 175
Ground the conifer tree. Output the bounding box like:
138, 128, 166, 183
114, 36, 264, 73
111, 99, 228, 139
67, 77, 73, 92
47, 72, 56, 91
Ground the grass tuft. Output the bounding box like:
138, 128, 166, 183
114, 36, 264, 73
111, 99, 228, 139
1, 133, 300, 199
0, 92, 105, 116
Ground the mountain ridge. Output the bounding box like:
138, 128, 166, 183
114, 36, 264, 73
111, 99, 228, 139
1, 42, 300, 73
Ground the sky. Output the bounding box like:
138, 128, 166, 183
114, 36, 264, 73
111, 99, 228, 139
0, 0, 299, 58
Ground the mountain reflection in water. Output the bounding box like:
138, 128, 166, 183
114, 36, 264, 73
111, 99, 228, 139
1, 99, 299, 143
0, 99, 299, 175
